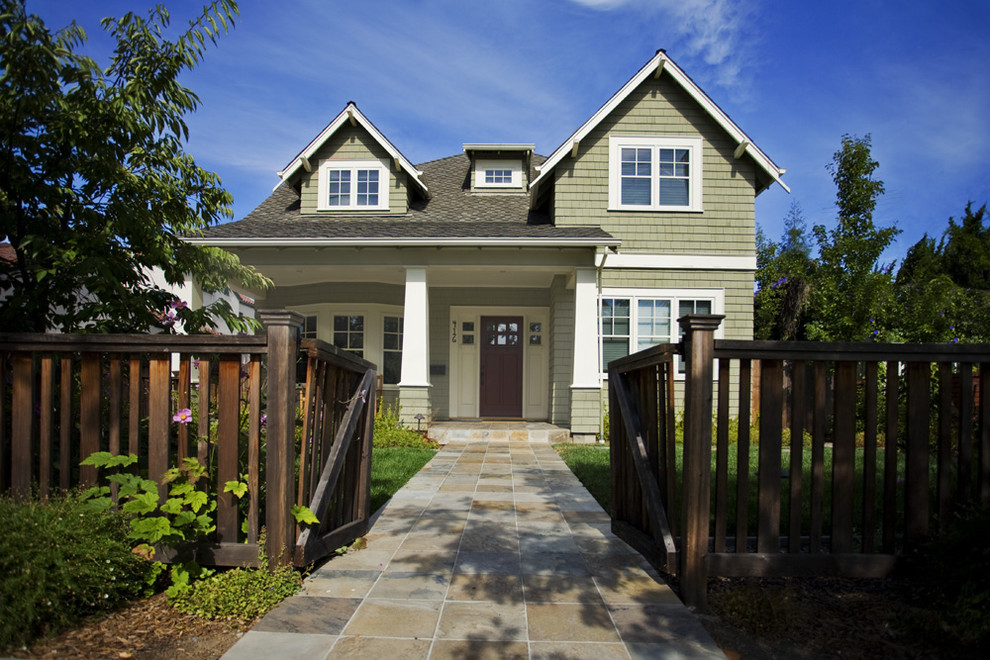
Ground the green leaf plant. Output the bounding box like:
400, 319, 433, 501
78, 452, 237, 597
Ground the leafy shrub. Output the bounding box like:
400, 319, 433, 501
169, 536, 301, 622
373, 404, 438, 448
0, 495, 153, 649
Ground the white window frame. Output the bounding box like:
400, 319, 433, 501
474, 158, 523, 189
599, 288, 723, 377
317, 159, 389, 211
608, 135, 703, 212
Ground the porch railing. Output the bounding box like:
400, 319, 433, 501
609, 314, 990, 608
0, 310, 375, 568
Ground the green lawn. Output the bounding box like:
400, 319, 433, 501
369, 447, 436, 513
554, 444, 611, 512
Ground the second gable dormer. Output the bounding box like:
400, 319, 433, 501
278, 102, 429, 216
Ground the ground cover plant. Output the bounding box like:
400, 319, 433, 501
0, 494, 155, 649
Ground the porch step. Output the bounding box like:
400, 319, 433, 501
427, 421, 571, 445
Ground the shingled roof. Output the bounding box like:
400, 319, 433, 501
196, 154, 617, 246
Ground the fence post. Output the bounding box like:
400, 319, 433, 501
679, 313, 723, 609
259, 310, 304, 567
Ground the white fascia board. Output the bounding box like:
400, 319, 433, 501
463, 143, 534, 152
276, 103, 429, 197
595, 252, 757, 271
529, 52, 788, 197
186, 236, 622, 249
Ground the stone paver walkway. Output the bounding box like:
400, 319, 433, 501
222, 437, 724, 659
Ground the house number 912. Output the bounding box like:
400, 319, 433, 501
451, 321, 457, 343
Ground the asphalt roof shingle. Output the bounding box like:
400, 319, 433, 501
200, 154, 615, 243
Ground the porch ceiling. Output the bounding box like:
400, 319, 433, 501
256, 264, 560, 288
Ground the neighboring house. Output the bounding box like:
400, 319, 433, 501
190, 50, 787, 440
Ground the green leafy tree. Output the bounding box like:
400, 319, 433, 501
806, 134, 900, 341
0, 0, 269, 333
754, 202, 815, 339
895, 203, 990, 343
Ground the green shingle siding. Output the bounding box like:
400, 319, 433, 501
552, 75, 756, 257
299, 124, 409, 215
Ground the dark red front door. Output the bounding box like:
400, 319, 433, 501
479, 316, 523, 417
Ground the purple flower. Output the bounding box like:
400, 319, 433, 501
170, 300, 188, 310
359, 389, 367, 404
159, 308, 177, 328
173, 408, 193, 424
259, 414, 267, 430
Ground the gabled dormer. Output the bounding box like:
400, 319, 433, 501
277, 102, 430, 215
463, 144, 533, 193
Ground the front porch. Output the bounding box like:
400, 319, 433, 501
427, 420, 575, 445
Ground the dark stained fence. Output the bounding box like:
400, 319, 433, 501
0, 310, 375, 569
609, 315, 990, 608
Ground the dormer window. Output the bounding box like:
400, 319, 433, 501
474, 158, 522, 189
318, 159, 389, 211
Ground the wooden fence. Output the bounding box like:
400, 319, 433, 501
0, 310, 376, 568
609, 314, 990, 608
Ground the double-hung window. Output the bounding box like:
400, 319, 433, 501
319, 160, 389, 211
333, 315, 364, 357
600, 290, 720, 373
382, 316, 403, 385
608, 136, 703, 212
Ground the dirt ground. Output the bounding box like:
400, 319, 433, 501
6, 594, 245, 660
5, 576, 981, 659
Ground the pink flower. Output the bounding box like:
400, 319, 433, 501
173, 408, 192, 424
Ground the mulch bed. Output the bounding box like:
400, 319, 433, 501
5, 594, 246, 660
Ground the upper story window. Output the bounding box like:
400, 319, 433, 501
608, 136, 703, 212
474, 158, 523, 189
318, 159, 389, 211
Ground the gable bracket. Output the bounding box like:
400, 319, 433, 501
570, 140, 580, 158
300, 156, 312, 173
346, 108, 357, 126
734, 141, 750, 159
654, 59, 666, 79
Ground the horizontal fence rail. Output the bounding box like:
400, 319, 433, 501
0, 311, 375, 569
609, 315, 990, 608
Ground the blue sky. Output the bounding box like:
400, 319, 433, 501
29, 0, 990, 266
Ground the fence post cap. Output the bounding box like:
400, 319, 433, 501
257, 309, 306, 328
677, 314, 725, 332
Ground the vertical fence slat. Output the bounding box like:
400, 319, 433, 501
788, 360, 806, 553
980, 363, 990, 503
831, 361, 857, 554
735, 359, 751, 552
810, 361, 827, 553
11, 353, 34, 498
79, 354, 101, 486
905, 362, 930, 543
0, 352, 6, 493
128, 356, 141, 458
247, 356, 261, 544
298, 354, 317, 506
757, 359, 783, 553
148, 356, 171, 500
216, 355, 241, 542
664, 360, 677, 538
108, 358, 122, 458
60, 357, 73, 490
937, 363, 954, 525
714, 357, 730, 553
862, 362, 878, 553
882, 361, 899, 553
197, 358, 211, 463
177, 356, 191, 462
958, 362, 974, 503
39, 356, 54, 500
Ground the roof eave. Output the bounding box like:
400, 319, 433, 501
276, 102, 430, 198
529, 51, 787, 197
185, 236, 621, 249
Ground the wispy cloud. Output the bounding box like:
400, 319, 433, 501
568, 0, 761, 94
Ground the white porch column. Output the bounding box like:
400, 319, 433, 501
572, 267, 600, 388
399, 267, 430, 387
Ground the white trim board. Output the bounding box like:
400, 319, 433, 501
596, 253, 757, 270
